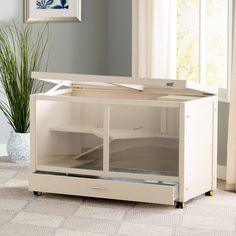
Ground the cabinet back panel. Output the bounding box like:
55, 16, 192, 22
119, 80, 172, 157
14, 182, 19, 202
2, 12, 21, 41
110, 106, 162, 129
109, 138, 179, 176
71, 103, 103, 127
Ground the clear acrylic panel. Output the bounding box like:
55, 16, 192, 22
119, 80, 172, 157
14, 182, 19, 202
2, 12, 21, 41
109, 138, 179, 177
70, 133, 103, 171
37, 101, 104, 172
109, 105, 179, 177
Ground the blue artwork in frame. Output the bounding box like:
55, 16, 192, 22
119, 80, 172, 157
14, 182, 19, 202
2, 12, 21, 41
36, 0, 69, 9
25, 0, 82, 22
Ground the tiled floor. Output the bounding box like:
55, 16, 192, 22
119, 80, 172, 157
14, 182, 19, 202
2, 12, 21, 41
0, 158, 235, 236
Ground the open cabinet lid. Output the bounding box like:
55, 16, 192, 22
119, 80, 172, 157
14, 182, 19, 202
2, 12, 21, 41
31, 72, 217, 96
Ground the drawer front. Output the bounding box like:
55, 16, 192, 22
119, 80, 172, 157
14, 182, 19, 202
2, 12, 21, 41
29, 173, 178, 205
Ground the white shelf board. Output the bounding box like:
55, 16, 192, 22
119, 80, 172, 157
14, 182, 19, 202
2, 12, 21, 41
110, 128, 178, 139
40, 155, 97, 169
50, 124, 103, 139
50, 124, 179, 140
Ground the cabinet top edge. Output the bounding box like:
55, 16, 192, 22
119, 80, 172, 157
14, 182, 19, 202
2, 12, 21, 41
31, 71, 218, 96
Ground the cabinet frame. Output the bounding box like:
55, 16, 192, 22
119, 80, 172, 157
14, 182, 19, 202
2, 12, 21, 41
29, 72, 218, 206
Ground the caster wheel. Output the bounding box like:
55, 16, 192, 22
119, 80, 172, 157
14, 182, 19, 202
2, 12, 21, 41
205, 190, 214, 197
33, 191, 43, 196
176, 202, 184, 209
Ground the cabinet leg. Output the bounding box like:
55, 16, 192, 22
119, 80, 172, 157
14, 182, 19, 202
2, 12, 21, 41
175, 201, 185, 209
33, 191, 43, 196
205, 190, 214, 197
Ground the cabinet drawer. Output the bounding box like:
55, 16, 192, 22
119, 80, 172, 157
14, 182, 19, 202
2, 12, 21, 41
29, 173, 178, 205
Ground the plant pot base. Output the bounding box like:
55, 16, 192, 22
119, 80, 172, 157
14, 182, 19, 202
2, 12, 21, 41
7, 132, 30, 164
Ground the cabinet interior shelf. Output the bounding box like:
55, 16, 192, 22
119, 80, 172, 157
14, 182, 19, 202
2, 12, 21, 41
50, 124, 179, 140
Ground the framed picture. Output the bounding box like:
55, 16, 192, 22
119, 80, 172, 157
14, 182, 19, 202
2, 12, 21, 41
24, 0, 82, 22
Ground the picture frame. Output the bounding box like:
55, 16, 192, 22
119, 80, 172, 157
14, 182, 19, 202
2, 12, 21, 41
24, 0, 82, 23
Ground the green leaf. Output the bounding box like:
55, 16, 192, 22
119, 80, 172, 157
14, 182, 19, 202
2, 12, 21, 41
0, 23, 49, 133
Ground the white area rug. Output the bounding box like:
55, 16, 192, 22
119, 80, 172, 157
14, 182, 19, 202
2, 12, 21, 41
0, 158, 235, 236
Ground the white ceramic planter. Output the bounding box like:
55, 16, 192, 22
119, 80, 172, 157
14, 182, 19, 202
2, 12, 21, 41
7, 132, 30, 163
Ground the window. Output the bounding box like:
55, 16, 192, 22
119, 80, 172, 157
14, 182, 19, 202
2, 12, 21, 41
177, 0, 232, 101
132, 0, 232, 101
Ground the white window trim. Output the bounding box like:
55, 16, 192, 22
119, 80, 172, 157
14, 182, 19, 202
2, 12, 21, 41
219, 0, 233, 103
199, 0, 206, 85
199, 0, 233, 102
132, 0, 233, 102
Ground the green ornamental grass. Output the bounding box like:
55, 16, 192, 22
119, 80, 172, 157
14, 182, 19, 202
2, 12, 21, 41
0, 24, 49, 133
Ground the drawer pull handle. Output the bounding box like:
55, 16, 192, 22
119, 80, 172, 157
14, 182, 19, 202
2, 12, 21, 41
88, 186, 107, 190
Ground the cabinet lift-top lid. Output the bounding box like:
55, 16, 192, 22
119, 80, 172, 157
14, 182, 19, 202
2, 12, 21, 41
31, 72, 217, 97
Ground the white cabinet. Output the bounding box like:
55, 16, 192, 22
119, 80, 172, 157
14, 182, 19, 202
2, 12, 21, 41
29, 72, 218, 207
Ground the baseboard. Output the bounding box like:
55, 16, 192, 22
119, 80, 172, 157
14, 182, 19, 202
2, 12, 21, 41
217, 165, 226, 181
0, 144, 7, 157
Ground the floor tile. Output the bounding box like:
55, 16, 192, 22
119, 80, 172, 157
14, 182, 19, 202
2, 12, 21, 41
0, 187, 35, 201
0, 158, 28, 170
134, 202, 178, 212
4, 178, 28, 188
183, 203, 236, 218
0, 169, 17, 178
0, 222, 54, 236
124, 209, 181, 227
24, 200, 78, 216
75, 199, 130, 220
110, 235, 132, 236
182, 215, 235, 231
0, 209, 17, 223
62, 216, 120, 234
75, 205, 126, 221
83, 198, 136, 208
0, 177, 9, 186
0, 198, 27, 211
118, 222, 172, 236
123, 202, 182, 227
14, 170, 29, 180
12, 212, 64, 228
191, 194, 236, 207
36, 193, 84, 206
55, 229, 109, 236
174, 226, 236, 236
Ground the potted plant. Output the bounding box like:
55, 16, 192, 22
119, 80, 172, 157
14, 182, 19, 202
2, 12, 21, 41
0, 24, 49, 163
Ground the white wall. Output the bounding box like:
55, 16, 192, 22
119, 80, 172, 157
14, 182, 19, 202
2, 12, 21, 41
107, 0, 132, 76
218, 102, 229, 166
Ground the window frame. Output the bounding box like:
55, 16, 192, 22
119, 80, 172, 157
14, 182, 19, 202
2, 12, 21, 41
182, 0, 233, 102
200, 0, 233, 102
132, 0, 233, 102
222, 0, 233, 102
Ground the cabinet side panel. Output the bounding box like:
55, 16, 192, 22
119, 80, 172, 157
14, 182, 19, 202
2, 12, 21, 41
212, 99, 218, 189
179, 98, 216, 202
179, 104, 185, 202
167, 108, 179, 136
30, 95, 37, 172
